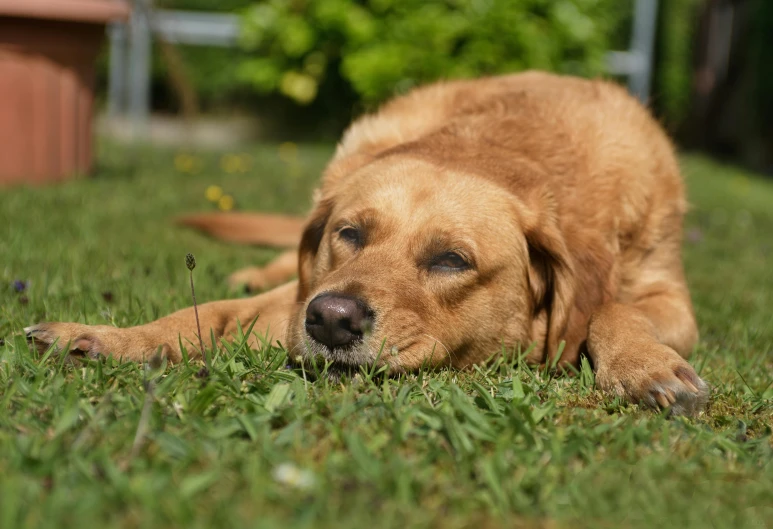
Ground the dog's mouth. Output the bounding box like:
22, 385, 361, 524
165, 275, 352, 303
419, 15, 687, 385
290, 356, 368, 382
319, 360, 362, 382
291, 336, 387, 381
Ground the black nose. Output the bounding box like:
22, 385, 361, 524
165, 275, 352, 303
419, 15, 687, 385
305, 293, 373, 349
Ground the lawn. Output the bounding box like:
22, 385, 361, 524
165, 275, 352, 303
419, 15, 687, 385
1, 142, 772, 529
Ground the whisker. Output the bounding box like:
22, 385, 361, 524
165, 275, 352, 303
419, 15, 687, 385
421, 333, 455, 364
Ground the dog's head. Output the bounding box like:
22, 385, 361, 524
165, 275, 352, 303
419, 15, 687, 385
285, 154, 601, 378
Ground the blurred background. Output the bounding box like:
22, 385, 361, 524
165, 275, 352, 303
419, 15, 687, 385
107, 0, 773, 167
2, 0, 772, 187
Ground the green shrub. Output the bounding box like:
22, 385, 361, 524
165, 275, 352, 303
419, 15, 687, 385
150, 0, 255, 111
654, 0, 702, 130
238, 0, 629, 107
748, 0, 773, 141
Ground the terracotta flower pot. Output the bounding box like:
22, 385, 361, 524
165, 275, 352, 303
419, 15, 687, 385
0, 0, 129, 185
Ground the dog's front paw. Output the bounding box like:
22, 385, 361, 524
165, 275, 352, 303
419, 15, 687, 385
25, 322, 104, 358
595, 344, 709, 416
24, 323, 169, 362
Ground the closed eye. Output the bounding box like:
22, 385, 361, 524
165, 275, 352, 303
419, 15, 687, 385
337, 226, 363, 248
429, 251, 471, 272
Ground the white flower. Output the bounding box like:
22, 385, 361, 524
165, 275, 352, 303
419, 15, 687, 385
272, 463, 315, 491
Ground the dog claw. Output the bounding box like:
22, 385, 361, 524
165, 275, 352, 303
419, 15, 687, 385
681, 378, 699, 394
645, 374, 709, 416
654, 392, 670, 408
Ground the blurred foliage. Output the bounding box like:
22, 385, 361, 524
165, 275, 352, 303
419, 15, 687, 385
654, 0, 703, 130
748, 0, 773, 143
237, 0, 629, 107
149, 44, 253, 110
96, 0, 630, 135
653, 0, 773, 166
150, 0, 255, 110
158, 0, 250, 9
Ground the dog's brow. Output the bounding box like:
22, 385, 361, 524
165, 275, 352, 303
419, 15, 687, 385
335, 207, 379, 228
335, 207, 401, 245
413, 231, 477, 264
353, 207, 381, 227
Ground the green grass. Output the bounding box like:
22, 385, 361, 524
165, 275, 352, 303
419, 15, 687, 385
1, 143, 772, 529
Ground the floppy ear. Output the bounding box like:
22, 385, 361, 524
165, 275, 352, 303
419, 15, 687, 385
523, 190, 612, 366
525, 214, 577, 364
296, 197, 334, 302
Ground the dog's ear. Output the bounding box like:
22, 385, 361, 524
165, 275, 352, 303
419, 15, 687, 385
296, 197, 334, 302
523, 190, 612, 366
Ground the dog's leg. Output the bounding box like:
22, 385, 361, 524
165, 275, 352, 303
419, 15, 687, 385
587, 284, 708, 416
25, 281, 298, 363
228, 250, 298, 292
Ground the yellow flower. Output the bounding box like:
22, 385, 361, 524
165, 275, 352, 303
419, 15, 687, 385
287, 163, 303, 180
174, 153, 201, 173
220, 154, 237, 174
279, 71, 318, 105
218, 195, 235, 211
219, 153, 252, 173
205, 185, 223, 202
237, 153, 252, 172
278, 142, 298, 163
303, 51, 327, 78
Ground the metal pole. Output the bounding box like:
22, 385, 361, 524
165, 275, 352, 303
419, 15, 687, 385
128, 1, 151, 137
107, 21, 128, 119
628, 0, 660, 103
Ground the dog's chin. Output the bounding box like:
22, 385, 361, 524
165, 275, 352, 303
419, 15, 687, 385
292, 357, 366, 383
292, 337, 374, 382
318, 361, 360, 382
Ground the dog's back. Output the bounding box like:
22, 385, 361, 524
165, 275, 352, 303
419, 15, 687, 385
327, 72, 684, 222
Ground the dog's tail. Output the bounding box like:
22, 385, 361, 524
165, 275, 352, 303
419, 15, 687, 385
176, 212, 305, 248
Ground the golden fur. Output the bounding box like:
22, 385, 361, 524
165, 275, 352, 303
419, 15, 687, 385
27, 71, 708, 415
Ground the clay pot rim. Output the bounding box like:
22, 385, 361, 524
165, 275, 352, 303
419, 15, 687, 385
0, 0, 130, 24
